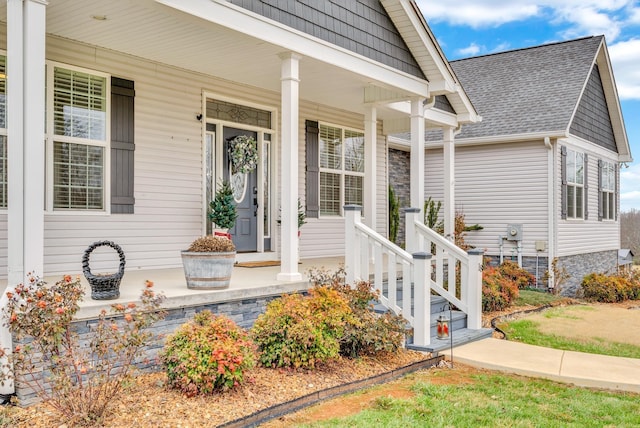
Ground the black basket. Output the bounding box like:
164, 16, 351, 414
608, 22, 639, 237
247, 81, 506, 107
82, 241, 126, 300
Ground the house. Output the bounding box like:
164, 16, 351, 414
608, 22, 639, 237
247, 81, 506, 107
389, 36, 632, 296
1, 0, 486, 401
619, 249, 635, 274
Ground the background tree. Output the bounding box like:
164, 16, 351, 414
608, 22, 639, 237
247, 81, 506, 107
620, 208, 640, 264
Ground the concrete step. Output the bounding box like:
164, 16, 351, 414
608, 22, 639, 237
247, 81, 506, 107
407, 327, 494, 353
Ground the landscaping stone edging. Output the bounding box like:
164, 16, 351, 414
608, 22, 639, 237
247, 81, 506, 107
219, 355, 444, 428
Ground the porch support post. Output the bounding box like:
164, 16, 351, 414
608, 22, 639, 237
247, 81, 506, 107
466, 249, 484, 330
344, 205, 362, 285
404, 207, 420, 254
412, 252, 432, 348
410, 98, 425, 252
410, 98, 425, 211
443, 126, 456, 240
363, 106, 376, 229
277, 52, 302, 282
3, 0, 47, 398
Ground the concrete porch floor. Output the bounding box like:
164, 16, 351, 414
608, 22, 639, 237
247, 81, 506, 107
1, 257, 345, 320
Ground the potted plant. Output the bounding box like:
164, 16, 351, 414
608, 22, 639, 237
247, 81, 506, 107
181, 235, 236, 289
209, 180, 238, 239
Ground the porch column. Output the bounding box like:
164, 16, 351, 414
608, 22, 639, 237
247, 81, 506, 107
3, 0, 47, 398
277, 52, 302, 282
363, 106, 376, 229
410, 98, 425, 211
443, 126, 456, 240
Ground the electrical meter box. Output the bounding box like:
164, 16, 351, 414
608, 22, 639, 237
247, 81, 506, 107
506, 224, 523, 241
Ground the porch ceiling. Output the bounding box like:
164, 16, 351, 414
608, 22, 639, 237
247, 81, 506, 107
0, 0, 412, 123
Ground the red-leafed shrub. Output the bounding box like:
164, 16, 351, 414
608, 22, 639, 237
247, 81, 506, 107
498, 260, 536, 289
482, 266, 519, 312
162, 311, 255, 395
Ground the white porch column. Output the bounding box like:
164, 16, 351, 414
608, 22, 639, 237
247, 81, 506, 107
363, 107, 376, 229
3, 0, 47, 398
443, 126, 456, 240
410, 98, 425, 211
277, 52, 302, 281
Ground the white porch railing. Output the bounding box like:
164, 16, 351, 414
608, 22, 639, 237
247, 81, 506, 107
344, 205, 483, 348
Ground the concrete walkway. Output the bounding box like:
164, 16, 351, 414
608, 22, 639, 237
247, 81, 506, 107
442, 338, 640, 393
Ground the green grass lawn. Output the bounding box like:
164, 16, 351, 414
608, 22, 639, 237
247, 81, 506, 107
513, 289, 566, 307
497, 304, 640, 359
299, 371, 640, 427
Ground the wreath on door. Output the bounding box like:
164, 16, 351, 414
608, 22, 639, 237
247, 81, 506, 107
228, 135, 258, 174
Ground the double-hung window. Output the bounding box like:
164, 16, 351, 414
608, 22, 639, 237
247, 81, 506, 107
48, 63, 109, 211
319, 124, 364, 216
600, 161, 615, 220
566, 148, 584, 219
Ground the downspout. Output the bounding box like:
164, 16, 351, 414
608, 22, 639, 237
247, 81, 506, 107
545, 137, 556, 289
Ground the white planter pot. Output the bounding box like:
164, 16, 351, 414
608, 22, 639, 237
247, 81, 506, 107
181, 251, 236, 290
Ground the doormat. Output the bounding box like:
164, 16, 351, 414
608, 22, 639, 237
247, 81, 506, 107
235, 260, 281, 268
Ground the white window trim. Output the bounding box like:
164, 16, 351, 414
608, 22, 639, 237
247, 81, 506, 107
318, 122, 365, 218
0, 51, 7, 211
566, 148, 584, 220
45, 61, 111, 214
601, 160, 615, 221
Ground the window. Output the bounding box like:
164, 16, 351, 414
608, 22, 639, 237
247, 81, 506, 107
319, 124, 364, 216
566, 148, 584, 219
48, 64, 108, 210
600, 161, 616, 220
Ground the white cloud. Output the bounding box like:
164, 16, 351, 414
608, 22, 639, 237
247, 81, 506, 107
456, 43, 483, 57
417, 0, 633, 42
620, 162, 640, 211
608, 39, 640, 100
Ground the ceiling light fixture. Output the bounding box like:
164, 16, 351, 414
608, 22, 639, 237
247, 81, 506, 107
91, 15, 107, 21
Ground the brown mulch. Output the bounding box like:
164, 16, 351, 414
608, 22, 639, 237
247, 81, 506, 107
3, 350, 431, 428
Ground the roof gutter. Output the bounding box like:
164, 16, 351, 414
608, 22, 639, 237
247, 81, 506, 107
388, 130, 569, 149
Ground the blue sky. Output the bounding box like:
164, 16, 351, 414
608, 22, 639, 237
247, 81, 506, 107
417, 0, 640, 212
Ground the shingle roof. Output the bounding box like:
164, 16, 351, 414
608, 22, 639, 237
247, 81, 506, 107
451, 36, 603, 140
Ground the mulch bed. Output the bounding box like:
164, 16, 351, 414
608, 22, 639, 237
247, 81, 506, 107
3, 350, 433, 427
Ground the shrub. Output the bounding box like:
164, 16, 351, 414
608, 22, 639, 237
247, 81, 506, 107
1, 275, 165, 426
498, 260, 536, 289
250, 287, 353, 369
309, 268, 408, 357
187, 235, 236, 252
482, 266, 519, 311
580, 273, 638, 303
161, 311, 254, 395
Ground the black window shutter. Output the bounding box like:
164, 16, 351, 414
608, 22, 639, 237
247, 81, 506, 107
305, 120, 320, 218
111, 77, 135, 214
597, 159, 603, 221
583, 153, 588, 220
560, 146, 567, 220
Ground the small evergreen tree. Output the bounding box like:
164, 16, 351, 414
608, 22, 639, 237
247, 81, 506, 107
388, 185, 400, 244
209, 181, 237, 229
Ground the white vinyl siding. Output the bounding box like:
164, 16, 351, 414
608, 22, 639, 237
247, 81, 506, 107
0, 30, 389, 275
0, 54, 6, 209
556, 140, 620, 256
425, 141, 549, 257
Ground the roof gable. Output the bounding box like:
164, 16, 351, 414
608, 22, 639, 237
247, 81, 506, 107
228, 0, 426, 79
570, 64, 617, 153
451, 36, 603, 139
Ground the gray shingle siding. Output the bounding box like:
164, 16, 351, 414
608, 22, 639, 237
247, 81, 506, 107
448, 36, 604, 140
228, 0, 425, 79
569, 64, 617, 153
434, 95, 455, 114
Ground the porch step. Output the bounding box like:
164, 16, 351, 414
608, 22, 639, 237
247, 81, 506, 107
407, 327, 494, 353
372, 281, 493, 351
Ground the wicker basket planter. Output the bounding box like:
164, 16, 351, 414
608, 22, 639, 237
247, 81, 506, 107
82, 240, 126, 300
181, 251, 235, 290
